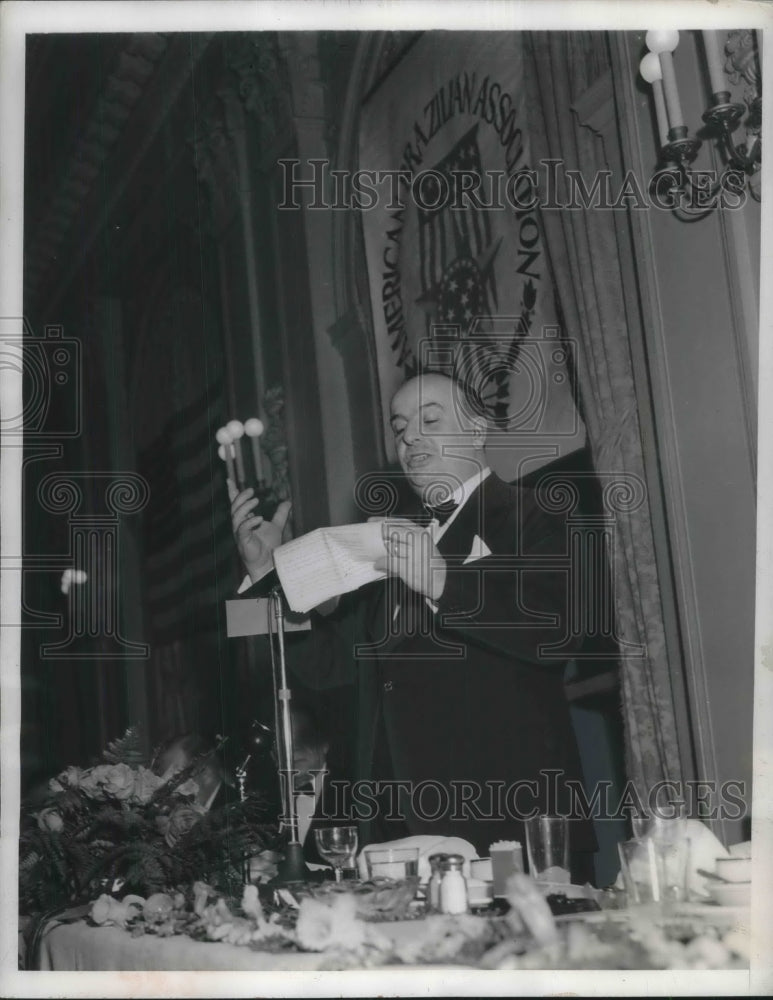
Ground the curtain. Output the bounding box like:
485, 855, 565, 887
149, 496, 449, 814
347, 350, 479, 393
523, 32, 683, 798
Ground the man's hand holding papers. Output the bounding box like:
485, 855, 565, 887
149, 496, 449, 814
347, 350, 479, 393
273, 522, 389, 614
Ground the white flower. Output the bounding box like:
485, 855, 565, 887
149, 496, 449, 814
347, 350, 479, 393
49, 765, 83, 793
90, 893, 144, 928
36, 807, 64, 833
130, 766, 165, 805
295, 894, 366, 952
241, 884, 264, 923
142, 893, 175, 925
60, 568, 88, 594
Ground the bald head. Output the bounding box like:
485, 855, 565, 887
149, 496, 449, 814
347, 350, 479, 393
389, 373, 487, 500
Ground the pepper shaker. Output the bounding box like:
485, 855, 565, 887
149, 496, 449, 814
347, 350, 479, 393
427, 852, 448, 912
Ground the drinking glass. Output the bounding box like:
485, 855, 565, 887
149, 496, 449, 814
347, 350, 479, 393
314, 826, 358, 883
524, 815, 569, 883
364, 846, 419, 880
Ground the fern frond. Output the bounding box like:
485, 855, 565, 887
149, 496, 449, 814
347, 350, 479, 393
102, 725, 148, 766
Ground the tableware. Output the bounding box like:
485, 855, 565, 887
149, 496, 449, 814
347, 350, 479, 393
490, 841, 523, 897
314, 826, 358, 883
470, 858, 493, 881
697, 867, 731, 883
466, 877, 493, 908
364, 846, 419, 880
617, 836, 689, 905
631, 813, 653, 839
300, 876, 419, 918
706, 882, 751, 907
715, 856, 752, 883
524, 815, 569, 883
617, 838, 664, 904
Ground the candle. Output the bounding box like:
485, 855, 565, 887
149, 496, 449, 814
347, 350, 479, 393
244, 417, 265, 483
658, 52, 684, 130
645, 30, 684, 131
215, 426, 235, 483
227, 419, 246, 487
652, 81, 669, 147
640, 53, 669, 147
702, 30, 727, 98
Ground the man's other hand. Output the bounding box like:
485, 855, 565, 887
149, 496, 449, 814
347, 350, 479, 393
228, 480, 292, 582
375, 519, 447, 601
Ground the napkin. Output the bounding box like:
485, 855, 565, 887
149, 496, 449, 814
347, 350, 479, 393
616, 818, 730, 898
358, 835, 478, 882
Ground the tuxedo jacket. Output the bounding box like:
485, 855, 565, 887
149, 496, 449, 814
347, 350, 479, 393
249, 474, 595, 862
358, 474, 593, 856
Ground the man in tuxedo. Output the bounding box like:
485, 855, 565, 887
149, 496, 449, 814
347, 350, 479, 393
231, 370, 594, 878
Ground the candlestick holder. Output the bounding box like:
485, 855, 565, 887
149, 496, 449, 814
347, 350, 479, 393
642, 29, 761, 222
651, 97, 760, 222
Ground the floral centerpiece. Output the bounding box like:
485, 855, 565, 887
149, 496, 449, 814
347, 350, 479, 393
79, 871, 751, 971
19, 727, 279, 916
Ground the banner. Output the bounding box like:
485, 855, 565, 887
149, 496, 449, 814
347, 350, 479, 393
359, 32, 585, 477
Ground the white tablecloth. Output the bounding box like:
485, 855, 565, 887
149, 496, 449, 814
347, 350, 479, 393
37, 915, 424, 971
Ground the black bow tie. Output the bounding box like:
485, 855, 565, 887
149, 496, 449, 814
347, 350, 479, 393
425, 499, 459, 525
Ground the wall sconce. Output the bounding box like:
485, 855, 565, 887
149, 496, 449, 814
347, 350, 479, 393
640, 29, 761, 220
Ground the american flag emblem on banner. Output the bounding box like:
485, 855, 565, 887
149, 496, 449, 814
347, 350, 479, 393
417, 125, 499, 326
360, 31, 585, 473
415, 126, 513, 422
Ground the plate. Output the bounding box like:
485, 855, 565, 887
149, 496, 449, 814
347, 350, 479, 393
555, 901, 749, 926
706, 883, 751, 907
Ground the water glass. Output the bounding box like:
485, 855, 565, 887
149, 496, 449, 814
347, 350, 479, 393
524, 815, 569, 883
617, 836, 689, 906
618, 838, 661, 904
365, 846, 419, 880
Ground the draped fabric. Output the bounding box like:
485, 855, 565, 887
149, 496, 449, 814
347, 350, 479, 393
523, 33, 683, 796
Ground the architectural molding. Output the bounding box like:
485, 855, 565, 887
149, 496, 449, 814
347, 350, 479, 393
226, 33, 291, 139
261, 384, 291, 502
189, 88, 242, 233
33, 34, 214, 318
24, 34, 169, 305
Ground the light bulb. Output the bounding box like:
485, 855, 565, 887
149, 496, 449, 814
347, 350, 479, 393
640, 52, 663, 83
215, 426, 232, 445
645, 30, 679, 54
226, 419, 245, 439
244, 417, 265, 437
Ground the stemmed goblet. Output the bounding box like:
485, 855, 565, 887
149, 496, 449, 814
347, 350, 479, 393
314, 826, 358, 883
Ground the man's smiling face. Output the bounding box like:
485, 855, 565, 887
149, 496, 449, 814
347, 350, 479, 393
389, 373, 485, 500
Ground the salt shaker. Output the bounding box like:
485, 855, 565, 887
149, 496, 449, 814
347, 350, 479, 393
439, 854, 469, 914
427, 852, 447, 912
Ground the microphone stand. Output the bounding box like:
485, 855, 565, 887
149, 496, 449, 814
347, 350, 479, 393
267, 587, 308, 886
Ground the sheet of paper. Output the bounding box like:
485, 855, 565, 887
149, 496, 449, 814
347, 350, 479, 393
273, 521, 388, 613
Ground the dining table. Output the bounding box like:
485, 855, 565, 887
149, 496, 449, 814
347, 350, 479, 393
29, 896, 751, 974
